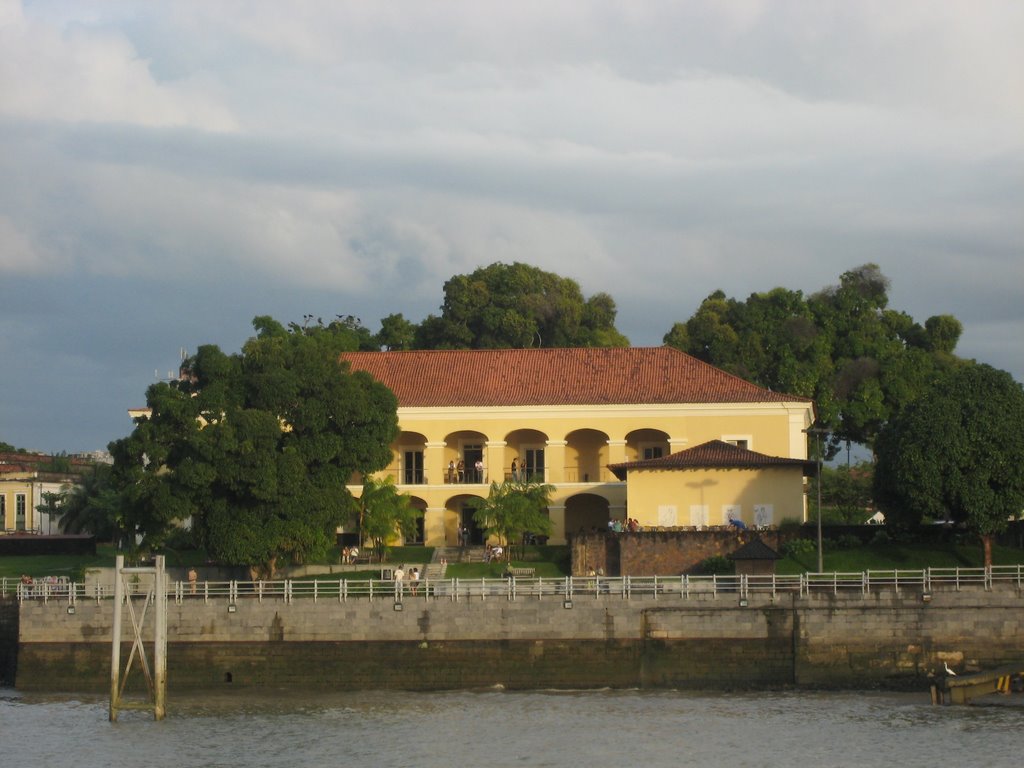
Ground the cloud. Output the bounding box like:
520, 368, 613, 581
0, 0, 236, 130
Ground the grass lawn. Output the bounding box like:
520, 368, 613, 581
776, 541, 1024, 574
0, 544, 117, 581
6, 540, 1020, 582
444, 561, 567, 579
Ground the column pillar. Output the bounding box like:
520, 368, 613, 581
545, 440, 567, 484
424, 506, 449, 546
606, 439, 627, 467
424, 441, 446, 486
486, 440, 506, 484
547, 504, 566, 545
668, 437, 688, 454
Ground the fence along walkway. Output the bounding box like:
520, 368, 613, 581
6, 565, 1024, 605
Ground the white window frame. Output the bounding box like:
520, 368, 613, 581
722, 435, 752, 451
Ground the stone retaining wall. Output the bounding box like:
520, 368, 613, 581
12, 587, 1024, 692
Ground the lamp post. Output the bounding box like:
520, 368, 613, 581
804, 426, 828, 573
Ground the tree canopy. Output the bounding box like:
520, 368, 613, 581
412, 262, 629, 349
873, 363, 1024, 565
663, 264, 961, 453
473, 478, 554, 560
353, 477, 420, 563
57, 463, 125, 543
109, 316, 399, 576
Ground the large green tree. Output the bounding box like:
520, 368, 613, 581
663, 264, 960, 453
473, 478, 554, 561
413, 262, 629, 349
873, 364, 1024, 566
109, 316, 399, 577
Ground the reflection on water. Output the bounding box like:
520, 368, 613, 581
1, 686, 1019, 768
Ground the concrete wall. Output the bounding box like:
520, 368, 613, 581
12, 586, 1024, 693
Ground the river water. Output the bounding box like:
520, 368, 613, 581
1, 686, 1019, 768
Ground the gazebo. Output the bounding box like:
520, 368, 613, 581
728, 537, 782, 577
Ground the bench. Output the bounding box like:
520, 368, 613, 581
507, 566, 535, 578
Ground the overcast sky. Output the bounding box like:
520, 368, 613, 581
1, 0, 1021, 454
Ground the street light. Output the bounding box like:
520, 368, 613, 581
804, 426, 829, 573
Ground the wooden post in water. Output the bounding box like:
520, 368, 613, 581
109, 554, 168, 722
109, 555, 124, 722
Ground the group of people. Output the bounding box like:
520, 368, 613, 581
392, 565, 421, 595
607, 518, 641, 533
340, 546, 360, 564
447, 459, 485, 483
485, 544, 504, 562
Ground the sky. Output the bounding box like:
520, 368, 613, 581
1, 0, 1021, 455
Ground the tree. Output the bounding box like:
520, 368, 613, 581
819, 463, 874, 524
58, 464, 126, 544
663, 264, 961, 454
473, 478, 554, 561
377, 313, 416, 351
874, 364, 1024, 566
413, 262, 629, 349
353, 477, 420, 562
109, 316, 399, 577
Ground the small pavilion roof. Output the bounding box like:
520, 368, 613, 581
608, 439, 814, 480
728, 538, 783, 561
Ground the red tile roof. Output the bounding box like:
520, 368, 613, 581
340, 347, 812, 408
608, 439, 814, 479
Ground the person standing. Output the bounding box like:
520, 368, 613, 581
511, 458, 518, 481
456, 459, 465, 483
394, 566, 405, 598
474, 458, 484, 483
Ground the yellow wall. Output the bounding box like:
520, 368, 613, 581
0, 477, 36, 533
352, 400, 814, 546
624, 466, 807, 528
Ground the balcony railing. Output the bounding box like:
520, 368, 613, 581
371, 468, 620, 487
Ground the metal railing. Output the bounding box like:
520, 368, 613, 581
5, 565, 1024, 604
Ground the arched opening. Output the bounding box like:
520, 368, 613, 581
625, 428, 671, 463
565, 428, 610, 483
396, 431, 428, 485
445, 493, 488, 545
505, 428, 550, 483
565, 493, 611, 537
444, 430, 489, 484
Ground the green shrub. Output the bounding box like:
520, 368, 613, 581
870, 529, 891, 545
783, 538, 816, 558
695, 555, 734, 575
835, 534, 862, 550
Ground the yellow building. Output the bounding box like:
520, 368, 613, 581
608, 439, 813, 529
342, 347, 816, 546
0, 473, 36, 533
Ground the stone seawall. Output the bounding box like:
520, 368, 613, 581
12, 588, 1024, 692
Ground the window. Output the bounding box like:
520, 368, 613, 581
689, 505, 709, 528
523, 447, 545, 482
16, 493, 26, 532
402, 450, 424, 484
642, 446, 664, 460
723, 435, 751, 450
